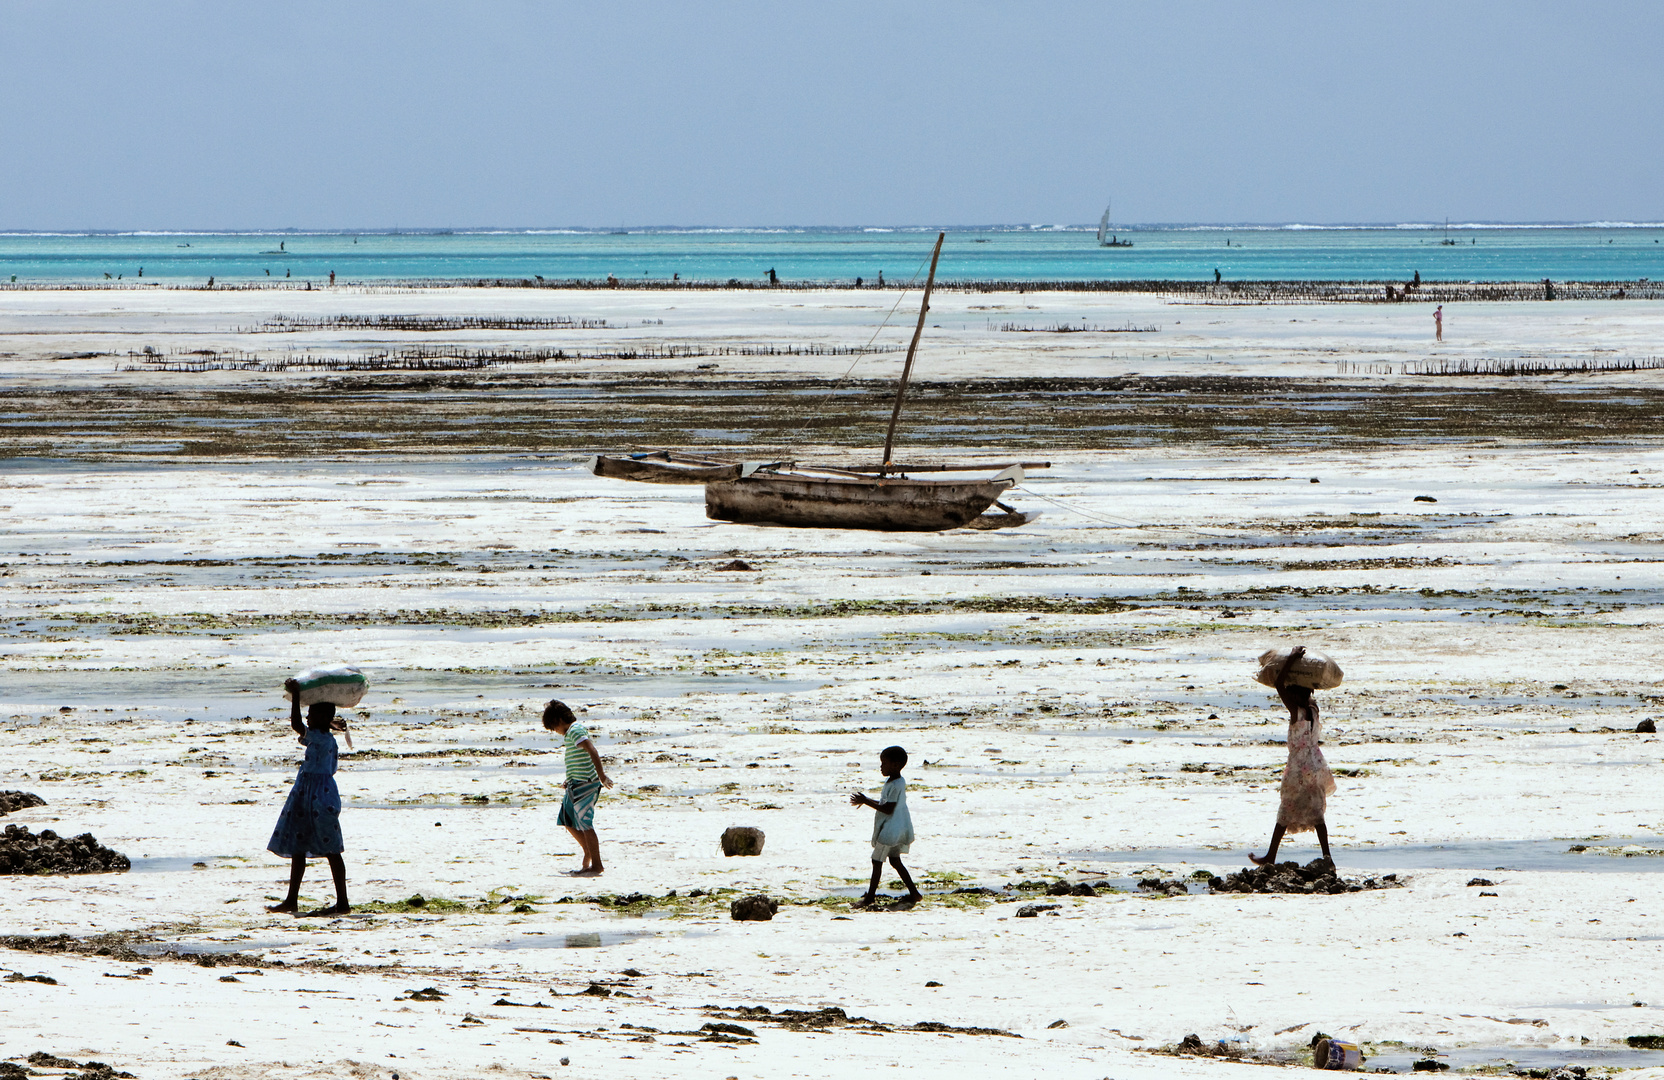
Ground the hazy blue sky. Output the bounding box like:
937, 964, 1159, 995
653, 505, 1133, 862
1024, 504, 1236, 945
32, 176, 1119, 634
2, 1, 1660, 229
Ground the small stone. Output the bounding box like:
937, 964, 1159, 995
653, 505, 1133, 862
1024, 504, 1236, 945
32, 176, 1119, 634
1637, 719, 1657, 734
560, 1057, 570, 1066
721, 826, 766, 857
1414, 495, 1438, 503
1412, 1059, 1450, 1072
1016, 904, 1059, 918
219, 975, 240, 982
925, 981, 942, 987
715, 559, 754, 572
1047, 1019, 1069, 1029
226, 1040, 243, 1047
1466, 878, 1495, 887
730, 894, 779, 921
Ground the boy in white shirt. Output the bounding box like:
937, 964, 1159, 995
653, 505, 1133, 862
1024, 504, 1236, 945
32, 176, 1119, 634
848, 745, 921, 906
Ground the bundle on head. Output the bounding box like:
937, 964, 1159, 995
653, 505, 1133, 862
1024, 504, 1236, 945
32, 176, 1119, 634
286, 665, 369, 707
1254, 647, 1343, 690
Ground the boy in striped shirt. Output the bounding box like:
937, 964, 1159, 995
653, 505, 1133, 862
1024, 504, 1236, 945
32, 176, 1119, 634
542, 700, 613, 875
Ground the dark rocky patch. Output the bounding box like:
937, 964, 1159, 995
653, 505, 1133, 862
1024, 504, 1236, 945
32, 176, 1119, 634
26, 1054, 135, 1080
706, 1003, 1018, 1037
1467, 878, 1495, 887
1138, 877, 1191, 897
0, 826, 130, 875
1637, 719, 1657, 734
0, 791, 45, 816
1206, 857, 1403, 895
1046, 880, 1108, 897
1145, 1033, 1246, 1060
1016, 903, 1059, 917
729, 894, 778, 921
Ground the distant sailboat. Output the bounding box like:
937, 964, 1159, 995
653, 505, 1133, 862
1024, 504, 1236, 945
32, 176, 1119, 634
1097, 201, 1133, 248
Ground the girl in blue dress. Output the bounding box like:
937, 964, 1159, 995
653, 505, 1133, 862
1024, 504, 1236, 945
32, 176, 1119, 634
266, 678, 350, 915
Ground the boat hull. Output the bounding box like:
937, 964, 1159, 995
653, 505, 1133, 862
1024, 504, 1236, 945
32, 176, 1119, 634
705, 473, 1014, 531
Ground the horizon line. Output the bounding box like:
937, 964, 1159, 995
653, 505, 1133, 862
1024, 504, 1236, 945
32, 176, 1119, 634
4, 220, 1664, 237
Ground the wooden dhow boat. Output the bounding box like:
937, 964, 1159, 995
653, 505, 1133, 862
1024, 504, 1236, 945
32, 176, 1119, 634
588, 233, 1046, 531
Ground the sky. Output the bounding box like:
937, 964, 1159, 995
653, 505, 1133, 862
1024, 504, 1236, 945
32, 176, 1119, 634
1, 1, 1661, 230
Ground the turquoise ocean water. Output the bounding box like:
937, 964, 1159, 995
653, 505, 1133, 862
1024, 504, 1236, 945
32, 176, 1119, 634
1, 225, 1661, 284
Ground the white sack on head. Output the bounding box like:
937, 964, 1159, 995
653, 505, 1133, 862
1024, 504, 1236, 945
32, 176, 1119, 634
286, 665, 369, 708
1255, 647, 1343, 690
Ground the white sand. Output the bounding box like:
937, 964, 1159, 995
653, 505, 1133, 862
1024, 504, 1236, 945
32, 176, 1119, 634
3, 288, 1664, 1079
2, 284, 1661, 385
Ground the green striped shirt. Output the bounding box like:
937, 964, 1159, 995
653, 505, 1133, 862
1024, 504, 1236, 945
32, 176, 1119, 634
563, 722, 598, 783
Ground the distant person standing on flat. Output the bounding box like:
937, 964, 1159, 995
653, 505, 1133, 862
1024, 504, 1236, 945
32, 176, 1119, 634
1434, 304, 1443, 342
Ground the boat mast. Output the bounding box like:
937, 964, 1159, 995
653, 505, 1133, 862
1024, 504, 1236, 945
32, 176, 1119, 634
880, 231, 945, 475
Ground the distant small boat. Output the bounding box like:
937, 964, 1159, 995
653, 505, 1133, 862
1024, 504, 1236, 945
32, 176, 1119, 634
1098, 201, 1133, 248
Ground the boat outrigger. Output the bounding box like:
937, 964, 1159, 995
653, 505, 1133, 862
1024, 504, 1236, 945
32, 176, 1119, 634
588, 233, 1048, 531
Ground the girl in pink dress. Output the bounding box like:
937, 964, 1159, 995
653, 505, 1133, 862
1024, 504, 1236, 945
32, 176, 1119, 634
1250, 645, 1337, 866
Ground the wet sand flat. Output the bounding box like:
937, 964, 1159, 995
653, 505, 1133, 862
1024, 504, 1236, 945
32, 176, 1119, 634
3, 287, 1664, 1079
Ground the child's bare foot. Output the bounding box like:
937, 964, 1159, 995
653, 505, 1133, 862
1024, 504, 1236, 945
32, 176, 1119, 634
1248, 852, 1274, 866
265, 900, 299, 914
300, 902, 350, 918
853, 894, 877, 909
904, 892, 924, 905
567, 867, 603, 877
